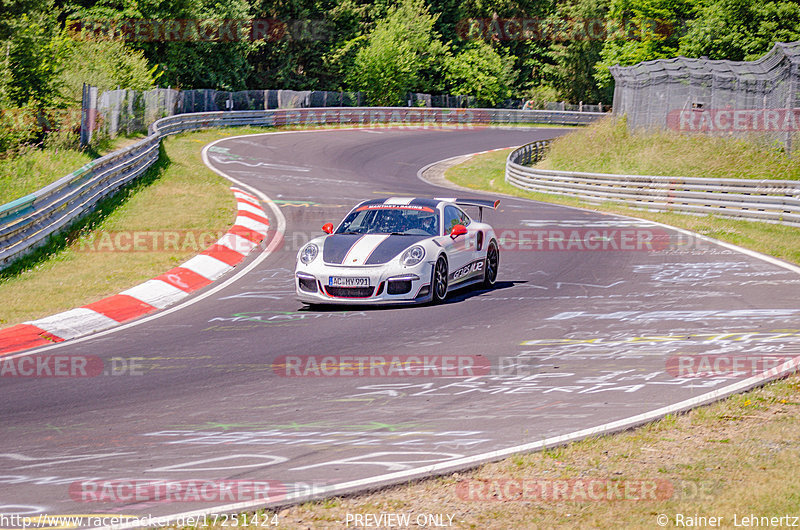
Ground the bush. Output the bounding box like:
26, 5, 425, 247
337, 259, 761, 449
445, 42, 516, 107
347, 0, 449, 106
58, 38, 157, 104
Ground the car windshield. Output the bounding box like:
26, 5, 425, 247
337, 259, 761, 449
336, 206, 439, 236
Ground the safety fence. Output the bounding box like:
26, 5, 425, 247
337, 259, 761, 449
87, 85, 608, 141
506, 141, 800, 226
0, 107, 604, 269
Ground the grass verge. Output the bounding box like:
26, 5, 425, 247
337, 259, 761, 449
445, 148, 800, 266
0, 127, 268, 328
0, 133, 147, 205
536, 117, 800, 180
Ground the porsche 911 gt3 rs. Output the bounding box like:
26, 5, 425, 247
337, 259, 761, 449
295, 197, 500, 305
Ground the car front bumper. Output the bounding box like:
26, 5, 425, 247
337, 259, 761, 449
295, 261, 434, 305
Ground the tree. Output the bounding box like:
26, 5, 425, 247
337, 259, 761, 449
544, 0, 612, 104
678, 0, 800, 61
249, 0, 394, 90
59, 38, 157, 103
67, 0, 255, 90
445, 40, 515, 106
1, 11, 67, 107
437, 0, 554, 94
593, 0, 698, 89
347, 0, 450, 105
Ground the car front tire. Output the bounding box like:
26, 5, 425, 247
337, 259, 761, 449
432, 255, 448, 304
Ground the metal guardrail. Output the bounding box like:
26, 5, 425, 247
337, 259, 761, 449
506, 141, 800, 226
0, 107, 605, 269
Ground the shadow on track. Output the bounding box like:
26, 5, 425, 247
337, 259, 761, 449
297, 280, 524, 312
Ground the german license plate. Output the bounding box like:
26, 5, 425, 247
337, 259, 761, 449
329, 276, 370, 287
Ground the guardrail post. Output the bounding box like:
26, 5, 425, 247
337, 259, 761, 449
80, 83, 98, 148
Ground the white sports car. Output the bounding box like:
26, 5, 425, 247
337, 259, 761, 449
295, 197, 500, 305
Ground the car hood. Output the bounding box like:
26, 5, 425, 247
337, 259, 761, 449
322, 234, 429, 265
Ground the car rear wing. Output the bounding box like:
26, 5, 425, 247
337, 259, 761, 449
435, 197, 500, 221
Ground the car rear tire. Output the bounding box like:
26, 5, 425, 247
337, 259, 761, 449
432, 256, 448, 304
483, 240, 499, 288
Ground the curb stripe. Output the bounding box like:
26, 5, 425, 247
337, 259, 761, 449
237, 210, 271, 226
83, 295, 157, 323
120, 280, 190, 309
0, 324, 63, 354
234, 216, 270, 235
237, 202, 269, 218
217, 233, 258, 255
201, 244, 246, 267
236, 197, 262, 210
27, 308, 119, 340
228, 225, 265, 244
179, 254, 233, 281
154, 267, 213, 293
231, 188, 259, 202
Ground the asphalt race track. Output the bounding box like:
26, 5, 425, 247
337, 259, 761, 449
2, 126, 800, 525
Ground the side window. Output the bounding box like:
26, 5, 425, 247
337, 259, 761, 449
456, 207, 471, 227
443, 206, 461, 232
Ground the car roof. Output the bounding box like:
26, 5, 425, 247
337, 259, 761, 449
355, 197, 447, 210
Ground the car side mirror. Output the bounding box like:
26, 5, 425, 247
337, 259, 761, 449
450, 224, 468, 239
322, 223, 334, 234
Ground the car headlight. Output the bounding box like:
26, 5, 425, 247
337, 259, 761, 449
400, 245, 425, 266
300, 243, 319, 265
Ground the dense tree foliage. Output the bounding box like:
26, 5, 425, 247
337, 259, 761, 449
678, 0, 800, 61
446, 41, 516, 106
348, 0, 450, 105
594, 0, 698, 89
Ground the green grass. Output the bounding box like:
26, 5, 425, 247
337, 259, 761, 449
537, 116, 800, 180
0, 133, 147, 205
0, 147, 96, 204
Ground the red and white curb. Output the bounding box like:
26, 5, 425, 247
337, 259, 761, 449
0, 186, 270, 355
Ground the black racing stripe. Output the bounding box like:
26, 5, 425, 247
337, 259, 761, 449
409, 198, 441, 209
365, 235, 428, 265
322, 235, 362, 264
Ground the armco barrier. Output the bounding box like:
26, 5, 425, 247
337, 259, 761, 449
0, 107, 604, 269
506, 141, 800, 227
